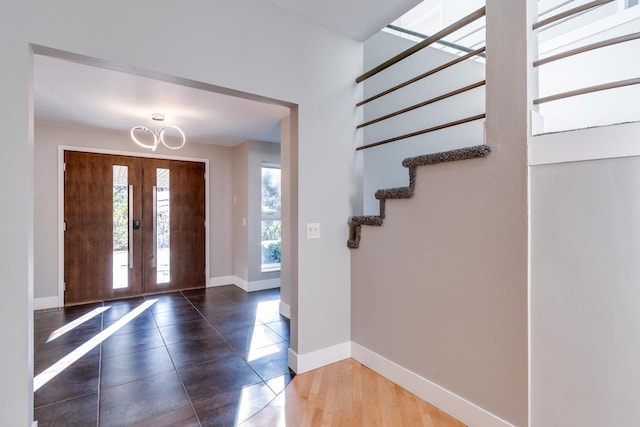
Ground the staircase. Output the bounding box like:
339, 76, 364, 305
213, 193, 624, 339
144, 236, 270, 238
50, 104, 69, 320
347, 145, 491, 249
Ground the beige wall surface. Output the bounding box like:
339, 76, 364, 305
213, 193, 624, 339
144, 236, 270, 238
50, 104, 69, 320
351, 1, 531, 425
232, 142, 250, 281
351, 152, 527, 426
34, 123, 234, 299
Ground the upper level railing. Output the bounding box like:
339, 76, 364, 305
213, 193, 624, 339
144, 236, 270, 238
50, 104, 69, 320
355, 6, 487, 151
533, 0, 640, 131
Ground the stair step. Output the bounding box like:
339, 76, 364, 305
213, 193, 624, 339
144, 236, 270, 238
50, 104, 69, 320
349, 215, 384, 226
347, 145, 491, 249
375, 187, 413, 200
402, 145, 491, 168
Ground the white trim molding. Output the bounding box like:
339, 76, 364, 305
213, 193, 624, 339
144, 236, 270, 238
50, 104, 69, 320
351, 342, 514, 427
288, 342, 351, 374
279, 302, 291, 319
207, 276, 238, 288
208, 276, 280, 293
34, 297, 61, 311
529, 121, 640, 166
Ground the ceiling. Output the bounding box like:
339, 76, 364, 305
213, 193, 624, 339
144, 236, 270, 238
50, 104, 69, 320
270, 0, 421, 41
34, 55, 290, 146
34, 1, 419, 147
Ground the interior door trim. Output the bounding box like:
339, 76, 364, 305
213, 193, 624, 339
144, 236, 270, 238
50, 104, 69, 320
58, 145, 209, 307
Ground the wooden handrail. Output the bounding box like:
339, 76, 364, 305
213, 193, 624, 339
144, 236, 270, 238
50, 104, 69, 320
356, 7, 486, 83
356, 47, 485, 107
533, 0, 614, 30
356, 114, 486, 151
533, 77, 640, 104
357, 81, 486, 129
534, 32, 640, 67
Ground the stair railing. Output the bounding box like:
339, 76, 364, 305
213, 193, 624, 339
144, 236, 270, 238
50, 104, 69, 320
355, 6, 487, 151
533, 0, 640, 109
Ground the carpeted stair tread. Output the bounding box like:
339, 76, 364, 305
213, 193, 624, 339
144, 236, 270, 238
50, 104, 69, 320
348, 145, 491, 248
402, 145, 491, 168
375, 187, 414, 200
349, 215, 384, 226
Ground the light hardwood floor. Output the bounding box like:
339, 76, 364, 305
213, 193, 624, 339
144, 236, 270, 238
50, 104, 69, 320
242, 358, 466, 427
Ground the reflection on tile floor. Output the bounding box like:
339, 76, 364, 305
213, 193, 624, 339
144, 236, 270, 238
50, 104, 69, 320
33, 286, 292, 426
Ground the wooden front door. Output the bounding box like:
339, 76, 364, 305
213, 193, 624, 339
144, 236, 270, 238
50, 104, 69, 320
64, 151, 205, 305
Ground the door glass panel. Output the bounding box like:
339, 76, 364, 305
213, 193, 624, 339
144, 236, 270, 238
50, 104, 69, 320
156, 168, 170, 284
113, 165, 129, 289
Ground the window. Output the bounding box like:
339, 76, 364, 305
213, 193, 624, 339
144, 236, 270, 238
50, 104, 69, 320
261, 165, 281, 272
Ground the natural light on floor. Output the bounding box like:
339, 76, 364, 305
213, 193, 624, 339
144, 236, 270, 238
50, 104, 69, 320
247, 301, 281, 362
34, 299, 157, 392
46, 306, 111, 343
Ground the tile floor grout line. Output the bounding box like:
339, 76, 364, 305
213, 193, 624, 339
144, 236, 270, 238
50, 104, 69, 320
153, 290, 204, 427
183, 290, 289, 415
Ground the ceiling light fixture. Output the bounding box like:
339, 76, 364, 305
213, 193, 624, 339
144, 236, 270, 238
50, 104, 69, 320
131, 113, 186, 151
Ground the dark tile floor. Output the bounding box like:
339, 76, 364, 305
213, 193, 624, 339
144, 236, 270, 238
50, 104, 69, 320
33, 286, 292, 426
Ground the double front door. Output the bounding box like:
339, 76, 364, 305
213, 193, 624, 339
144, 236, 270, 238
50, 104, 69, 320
64, 151, 205, 305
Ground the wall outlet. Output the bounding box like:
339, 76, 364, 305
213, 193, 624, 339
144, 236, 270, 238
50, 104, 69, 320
307, 223, 320, 239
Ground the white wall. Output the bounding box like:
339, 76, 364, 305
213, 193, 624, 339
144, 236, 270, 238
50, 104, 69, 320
0, 4, 33, 424
530, 154, 640, 426
33, 123, 235, 302
2, 1, 362, 423
361, 31, 485, 213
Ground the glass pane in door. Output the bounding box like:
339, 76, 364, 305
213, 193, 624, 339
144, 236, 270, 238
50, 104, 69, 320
156, 168, 170, 284
113, 165, 129, 289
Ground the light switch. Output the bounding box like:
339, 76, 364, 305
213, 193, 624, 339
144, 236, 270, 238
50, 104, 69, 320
242, 218, 247, 226
307, 223, 320, 239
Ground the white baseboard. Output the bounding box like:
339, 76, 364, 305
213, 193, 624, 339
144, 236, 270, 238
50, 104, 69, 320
248, 277, 281, 292
236, 277, 281, 293
209, 276, 280, 293
207, 276, 237, 288
288, 342, 351, 374
351, 342, 514, 427
34, 296, 60, 311
279, 302, 291, 319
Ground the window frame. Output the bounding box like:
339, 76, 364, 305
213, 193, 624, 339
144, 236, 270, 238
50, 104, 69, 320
260, 164, 281, 273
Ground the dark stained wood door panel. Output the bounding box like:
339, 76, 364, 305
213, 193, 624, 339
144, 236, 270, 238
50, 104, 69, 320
64, 151, 205, 305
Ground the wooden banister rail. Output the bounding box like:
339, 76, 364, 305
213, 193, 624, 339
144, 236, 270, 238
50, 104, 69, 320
356, 6, 486, 83
356, 114, 486, 151
357, 46, 485, 107
533, 0, 614, 30
534, 32, 640, 67
533, 77, 640, 105
357, 81, 486, 129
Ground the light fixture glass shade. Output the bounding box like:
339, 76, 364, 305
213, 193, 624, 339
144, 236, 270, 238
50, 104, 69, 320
130, 124, 186, 151
130, 126, 158, 150
158, 125, 186, 150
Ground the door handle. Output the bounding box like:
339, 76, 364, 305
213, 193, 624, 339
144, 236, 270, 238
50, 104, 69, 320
128, 185, 134, 269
